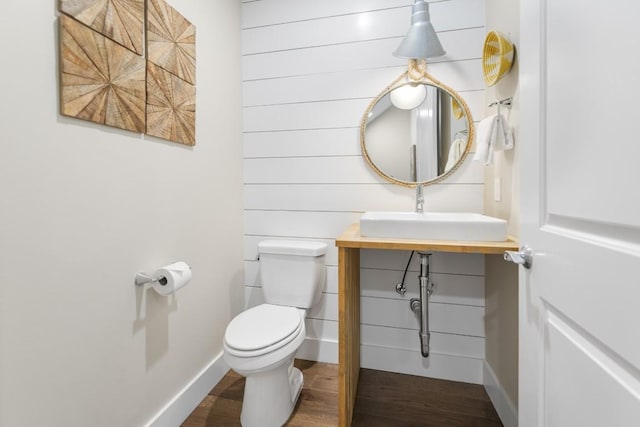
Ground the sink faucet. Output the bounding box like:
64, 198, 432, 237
415, 184, 424, 213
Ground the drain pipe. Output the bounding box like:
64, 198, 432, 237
410, 252, 432, 357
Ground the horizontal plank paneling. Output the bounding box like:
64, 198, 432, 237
245, 252, 484, 296
243, 92, 485, 133
242, 28, 485, 80
246, 269, 484, 335
458, 90, 484, 123
243, 66, 405, 106
242, 0, 414, 28
243, 156, 382, 184
243, 183, 484, 213
244, 128, 361, 158
244, 125, 478, 161
328, 266, 340, 294
243, 60, 483, 106
241, 0, 487, 378
426, 62, 485, 95
309, 293, 338, 321
361, 296, 485, 337
361, 324, 485, 358
245, 210, 359, 239
242, 0, 485, 54
360, 249, 485, 276
244, 99, 366, 132
360, 345, 483, 384
244, 155, 483, 184
360, 269, 485, 306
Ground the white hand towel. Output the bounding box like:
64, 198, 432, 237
473, 114, 498, 165
445, 137, 467, 172
494, 114, 514, 151
473, 113, 514, 166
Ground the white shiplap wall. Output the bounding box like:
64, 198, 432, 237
242, 0, 486, 384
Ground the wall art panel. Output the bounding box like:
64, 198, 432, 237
147, 0, 196, 84
146, 61, 196, 146
59, 0, 145, 55
59, 15, 146, 133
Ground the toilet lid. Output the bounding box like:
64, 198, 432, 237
225, 304, 303, 353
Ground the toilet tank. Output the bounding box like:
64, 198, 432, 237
258, 240, 327, 309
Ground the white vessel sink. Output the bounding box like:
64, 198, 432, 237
359, 211, 508, 242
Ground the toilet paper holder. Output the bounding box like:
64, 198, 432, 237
135, 272, 167, 286
134, 262, 192, 296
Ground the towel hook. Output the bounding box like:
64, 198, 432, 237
488, 97, 513, 108
488, 97, 513, 121
488, 97, 513, 116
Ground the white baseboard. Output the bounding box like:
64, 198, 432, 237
483, 361, 518, 427
361, 344, 484, 384
296, 337, 338, 363
296, 338, 483, 385
145, 352, 229, 427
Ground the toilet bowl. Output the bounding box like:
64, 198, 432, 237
223, 240, 327, 427
224, 304, 306, 427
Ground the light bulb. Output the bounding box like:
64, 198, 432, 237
389, 84, 427, 110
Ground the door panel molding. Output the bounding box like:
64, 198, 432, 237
543, 214, 640, 256
544, 304, 640, 425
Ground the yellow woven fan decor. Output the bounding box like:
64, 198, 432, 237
482, 30, 515, 86
451, 99, 463, 120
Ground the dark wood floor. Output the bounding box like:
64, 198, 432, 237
182, 359, 503, 427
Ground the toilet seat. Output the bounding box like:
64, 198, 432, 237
224, 304, 304, 358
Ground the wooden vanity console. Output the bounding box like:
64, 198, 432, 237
335, 223, 518, 426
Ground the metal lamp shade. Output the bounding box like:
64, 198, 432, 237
393, 0, 446, 59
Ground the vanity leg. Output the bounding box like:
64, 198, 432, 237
338, 247, 360, 427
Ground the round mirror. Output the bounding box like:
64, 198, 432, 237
361, 77, 474, 187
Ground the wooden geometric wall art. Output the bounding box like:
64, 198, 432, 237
59, 0, 145, 55
57, 0, 196, 144
147, 0, 196, 85
146, 61, 196, 146
59, 15, 146, 133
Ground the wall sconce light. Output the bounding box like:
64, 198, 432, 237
393, 0, 446, 59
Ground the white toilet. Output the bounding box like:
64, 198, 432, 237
223, 240, 327, 427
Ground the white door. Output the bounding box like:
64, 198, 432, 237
518, 1, 640, 426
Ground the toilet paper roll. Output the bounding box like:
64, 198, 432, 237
152, 261, 192, 296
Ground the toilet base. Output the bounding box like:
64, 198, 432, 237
289, 365, 304, 403
240, 359, 304, 427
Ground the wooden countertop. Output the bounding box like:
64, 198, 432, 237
335, 223, 518, 254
